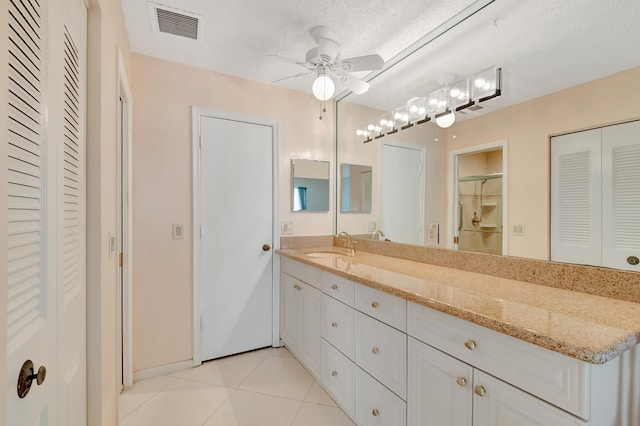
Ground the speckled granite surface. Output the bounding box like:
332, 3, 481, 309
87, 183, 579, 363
278, 247, 640, 364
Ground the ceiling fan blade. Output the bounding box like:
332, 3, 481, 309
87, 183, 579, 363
337, 54, 384, 72
267, 54, 309, 68
271, 71, 314, 84
317, 37, 340, 62
336, 74, 370, 95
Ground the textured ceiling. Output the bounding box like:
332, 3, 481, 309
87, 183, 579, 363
120, 0, 640, 112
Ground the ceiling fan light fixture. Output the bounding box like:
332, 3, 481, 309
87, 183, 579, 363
312, 75, 335, 101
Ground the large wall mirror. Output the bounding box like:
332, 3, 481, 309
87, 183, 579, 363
292, 159, 330, 212
335, 0, 640, 271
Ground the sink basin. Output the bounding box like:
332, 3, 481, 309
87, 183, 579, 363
304, 250, 351, 258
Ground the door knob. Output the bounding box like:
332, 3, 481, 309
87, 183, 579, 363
262, 244, 271, 252
17, 360, 47, 399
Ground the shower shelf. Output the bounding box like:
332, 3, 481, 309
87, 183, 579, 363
479, 224, 497, 229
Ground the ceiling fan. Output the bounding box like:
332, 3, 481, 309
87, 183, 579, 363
271, 26, 384, 100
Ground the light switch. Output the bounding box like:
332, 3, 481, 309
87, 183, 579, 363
368, 221, 377, 232
512, 224, 526, 236
426, 223, 439, 245
173, 223, 184, 239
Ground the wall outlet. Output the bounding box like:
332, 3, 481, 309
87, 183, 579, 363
281, 221, 294, 234
426, 223, 439, 245
367, 221, 377, 232
512, 224, 526, 236
172, 223, 184, 239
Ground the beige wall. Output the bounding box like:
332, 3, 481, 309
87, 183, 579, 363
86, 0, 132, 424
446, 66, 640, 260
130, 54, 335, 371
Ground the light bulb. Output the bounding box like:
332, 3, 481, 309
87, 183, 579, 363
435, 111, 455, 128
428, 98, 439, 106
474, 77, 487, 88
379, 118, 387, 126
312, 75, 335, 101
367, 124, 375, 131
393, 112, 403, 120
409, 105, 419, 113
356, 129, 364, 136
419, 107, 426, 115
449, 87, 461, 98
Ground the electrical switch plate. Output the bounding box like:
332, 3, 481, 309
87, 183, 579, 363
108, 232, 116, 257
426, 223, 439, 245
173, 223, 184, 239
512, 224, 526, 236
281, 221, 294, 234
367, 221, 377, 232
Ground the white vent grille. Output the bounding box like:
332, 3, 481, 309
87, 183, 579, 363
611, 144, 640, 249
7, 0, 45, 352
558, 151, 591, 245
62, 26, 82, 303
155, 7, 200, 40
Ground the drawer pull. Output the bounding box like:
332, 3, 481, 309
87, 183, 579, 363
372, 409, 380, 417
331, 370, 338, 377
371, 347, 379, 354
371, 301, 379, 308
474, 385, 486, 397
331, 284, 338, 290
464, 340, 476, 351
456, 377, 467, 387
331, 322, 337, 328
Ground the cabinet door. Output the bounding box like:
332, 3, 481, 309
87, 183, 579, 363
473, 371, 586, 426
280, 273, 299, 351
551, 128, 602, 266
356, 367, 407, 426
407, 337, 472, 426
298, 282, 322, 378
602, 120, 640, 272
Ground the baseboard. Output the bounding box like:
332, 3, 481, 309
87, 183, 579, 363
132, 359, 193, 383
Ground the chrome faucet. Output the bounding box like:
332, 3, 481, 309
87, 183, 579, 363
372, 230, 385, 241
336, 231, 356, 256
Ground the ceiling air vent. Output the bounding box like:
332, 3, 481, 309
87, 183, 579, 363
149, 3, 203, 41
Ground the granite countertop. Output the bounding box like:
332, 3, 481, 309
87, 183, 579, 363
278, 247, 640, 364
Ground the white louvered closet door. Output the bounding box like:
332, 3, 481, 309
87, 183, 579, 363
7, 0, 56, 423
550, 129, 602, 266
602, 121, 640, 272
7, 0, 87, 423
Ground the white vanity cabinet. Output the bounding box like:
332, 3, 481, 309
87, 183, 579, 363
408, 337, 584, 426
280, 258, 322, 379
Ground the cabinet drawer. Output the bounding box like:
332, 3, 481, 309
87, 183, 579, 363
356, 312, 407, 399
322, 272, 355, 307
356, 367, 406, 426
407, 302, 588, 419
281, 257, 322, 289
322, 339, 356, 418
322, 294, 355, 360
355, 283, 406, 331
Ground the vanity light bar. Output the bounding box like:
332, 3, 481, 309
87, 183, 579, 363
357, 66, 502, 143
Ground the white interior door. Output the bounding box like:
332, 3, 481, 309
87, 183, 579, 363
197, 114, 275, 363
7, 0, 87, 423
380, 140, 425, 245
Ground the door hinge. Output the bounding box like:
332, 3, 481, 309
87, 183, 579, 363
119, 252, 123, 267
454, 236, 459, 244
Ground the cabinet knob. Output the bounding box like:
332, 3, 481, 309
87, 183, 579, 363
474, 385, 486, 397
371, 301, 379, 308
456, 376, 467, 387
464, 340, 476, 351
331, 322, 337, 328
331, 284, 338, 290
331, 370, 338, 377
372, 408, 380, 417
371, 347, 379, 354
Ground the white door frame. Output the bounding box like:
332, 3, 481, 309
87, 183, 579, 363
447, 139, 509, 253
116, 48, 134, 388
192, 107, 280, 366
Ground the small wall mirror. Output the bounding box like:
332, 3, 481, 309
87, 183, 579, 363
340, 163, 372, 213
291, 159, 330, 212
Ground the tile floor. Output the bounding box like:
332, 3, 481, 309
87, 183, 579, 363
119, 347, 355, 426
